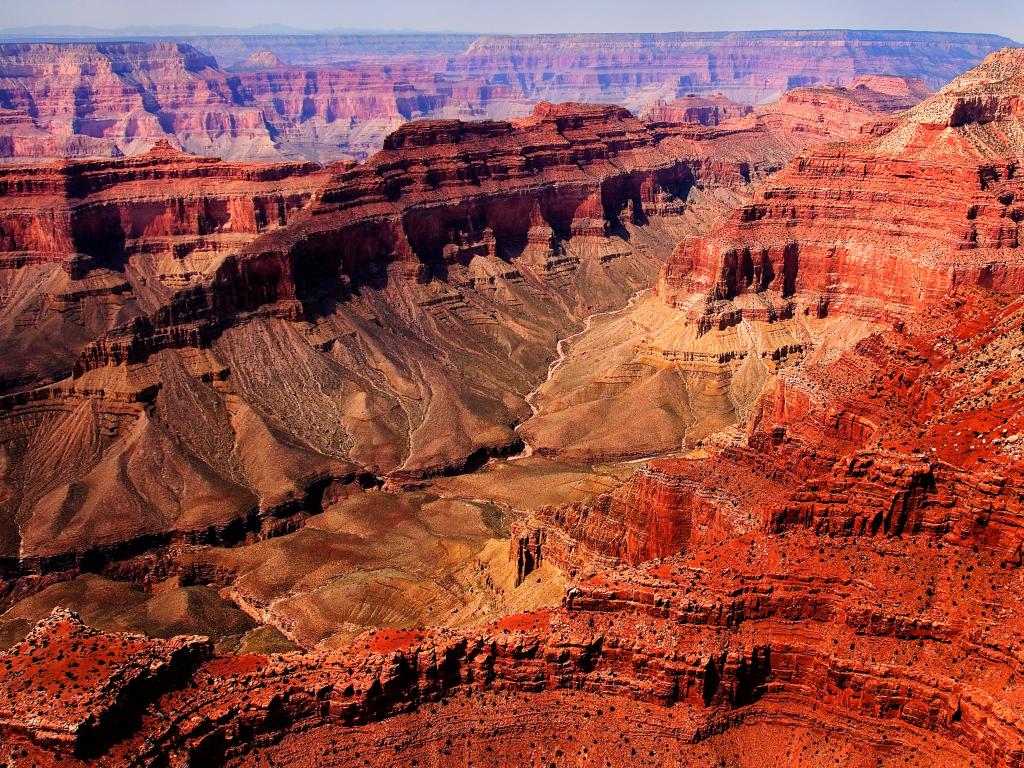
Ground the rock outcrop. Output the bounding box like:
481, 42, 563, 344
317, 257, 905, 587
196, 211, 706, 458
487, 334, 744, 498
725, 75, 932, 146
640, 94, 753, 125
0, 140, 327, 391
640, 73, 927, 142
2, 513, 1022, 767
0, 608, 211, 755
660, 49, 1024, 320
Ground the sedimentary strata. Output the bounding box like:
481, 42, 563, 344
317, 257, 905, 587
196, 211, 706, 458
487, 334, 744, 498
0, 30, 1008, 162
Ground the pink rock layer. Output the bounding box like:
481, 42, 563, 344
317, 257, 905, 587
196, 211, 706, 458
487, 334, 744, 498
0, 30, 1006, 161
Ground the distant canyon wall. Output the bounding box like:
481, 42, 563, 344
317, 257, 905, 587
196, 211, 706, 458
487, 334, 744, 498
0, 29, 1013, 162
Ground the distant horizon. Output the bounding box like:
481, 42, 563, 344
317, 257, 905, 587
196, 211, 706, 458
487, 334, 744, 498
0, 24, 1019, 45
4, 0, 1024, 42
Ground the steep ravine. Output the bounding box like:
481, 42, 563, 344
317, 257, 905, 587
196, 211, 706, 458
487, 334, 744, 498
511, 288, 651, 460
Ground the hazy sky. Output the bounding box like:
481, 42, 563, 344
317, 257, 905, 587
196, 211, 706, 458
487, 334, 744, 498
4, 0, 1023, 41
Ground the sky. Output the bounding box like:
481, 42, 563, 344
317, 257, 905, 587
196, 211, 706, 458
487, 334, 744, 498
3, 0, 1023, 41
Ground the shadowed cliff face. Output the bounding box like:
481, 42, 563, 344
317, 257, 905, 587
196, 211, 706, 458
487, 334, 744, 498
3, 47, 1024, 768
0, 30, 1011, 162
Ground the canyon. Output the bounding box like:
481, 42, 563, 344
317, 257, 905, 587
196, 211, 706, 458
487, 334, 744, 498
0, 26, 1022, 768
0, 29, 1012, 162
1, 72, 926, 573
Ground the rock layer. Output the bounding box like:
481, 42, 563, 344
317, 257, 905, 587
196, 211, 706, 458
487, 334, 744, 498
660, 49, 1024, 319
641, 94, 753, 125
